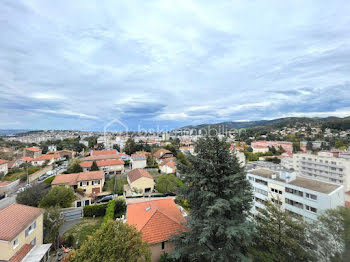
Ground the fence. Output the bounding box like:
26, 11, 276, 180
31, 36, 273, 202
61, 207, 83, 221
29, 165, 53, 183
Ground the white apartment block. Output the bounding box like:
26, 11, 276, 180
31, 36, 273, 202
293, 152, 350, 191
247, 169, 344, 221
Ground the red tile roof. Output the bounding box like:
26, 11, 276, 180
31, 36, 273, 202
33, 153, 60, 161
20, 157, 34, 162
0, 204, 44, 241
153, 149, 173, 159
9, 244, 34, 262
82, 154, 121, 162
127, 169, 153, 183
0, 159, 9, 165
127, 199, 185, 244
0, 181, 11, 187
25, 147, 41, 152
91, 150, 117, 156
52, 171, 104, 186
80, 159, 124, 168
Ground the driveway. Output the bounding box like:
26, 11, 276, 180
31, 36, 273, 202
59, 218, 82, 236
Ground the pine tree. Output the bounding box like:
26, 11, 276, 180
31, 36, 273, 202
90, 161, 99, 171
249, 201, 316, 262
172, 136, 253, 262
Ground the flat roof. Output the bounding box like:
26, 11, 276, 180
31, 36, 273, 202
22, 244, 52, 262
248, 168, 341, 194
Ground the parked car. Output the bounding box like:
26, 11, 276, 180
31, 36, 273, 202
38, 175, 46, 181
164, 191, 176, 196
97, 195, 113, 203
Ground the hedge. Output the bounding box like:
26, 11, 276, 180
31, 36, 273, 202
44, 176, 55, 184
115, 198, 126, 218
103, 200, 116, 223
83, 203, 108, 217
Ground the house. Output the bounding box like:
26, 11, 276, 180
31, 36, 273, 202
126, 199, 186, 262
90, 150, 117, 156
126, 169, 154, 195
131, 153, 147, 169
248, 169, 344, 221
153, 149, 173, 163
47, 145, 57, 152
80, 159, 125, 175
51, 171, 105, 207
82, 154, 121, 162
24, 147, 42, 159
0, 159, 9, 176
179, 146, 194, 155
57, 149, 75, 159
30, 153, 61, 167
0, 203, 51, 262
159, 160, 176, 174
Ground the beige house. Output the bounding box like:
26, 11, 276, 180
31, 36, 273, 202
24, 147, 42, 159
80, 159, 125, 175
31, 153, 61, 167
131, 153, 147, 169
126, 169, 154, 195
127, 199, 186, 262
0, 203, 51, 262
0, 159, 9, 176
52, 170, 105, 207
153, 149, 173, 164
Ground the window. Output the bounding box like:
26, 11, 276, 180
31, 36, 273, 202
81, 181, 89, 186
161, 242, 165, 250
270, 188, 282, 195
30, 237, 36, 246
92, 180, 100, 185
25, 221, 36, 237
248, 176, 254, 181
255, 179, 268, 186
285, 187, 303, 197
255, 187, 268, 196
305, 193, 317, 201
13, 238, 18, 249
285, 198, 303, 209
305, 205, 317, 213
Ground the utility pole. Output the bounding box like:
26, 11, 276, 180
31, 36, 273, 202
26, 161, 29, 185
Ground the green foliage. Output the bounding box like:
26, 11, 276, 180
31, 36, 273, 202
44, 175, 55, 184
335, 140, 346, 149
83, 203, 108, 217
39, 186, 75, 208
155, 173, 184, 193
146, 155, 157, 167
69, 220, 151, 262
44, 208, 64, 250
16, 183, 50, 207
65, 234, 75, 247
265, 157, 281, 164
322, 118, 350, 131
173, 136, 253, 261
249, 201, 315, 262
176, 151, 190, 166
124, 138, 137, 155
112, 144, 120, 151
114, 198, 126, 218
292, 141, 301, 153
103, 177, 128, 194
67, 158, 83, 173
90, 161, 99, 171
103, 200, 116, 223
306, 141, 313, 151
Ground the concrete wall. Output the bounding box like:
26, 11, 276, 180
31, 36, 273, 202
150, 241, 175, 262
130, 177, 154, 194
0, 163, 8, 176
0, 213, 43, 261
131, 159, 147, 169
29, 166, 53, 183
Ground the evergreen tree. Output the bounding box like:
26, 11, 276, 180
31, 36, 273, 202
90, 161, 99, 171
172, 136, 253, 262
249, 201, 315, 262
124, 138, 137, 155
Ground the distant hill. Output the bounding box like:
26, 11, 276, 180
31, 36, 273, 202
0, 129, 31, 136
176, 116, 350, 132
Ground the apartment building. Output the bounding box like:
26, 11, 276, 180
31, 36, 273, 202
0, 203, 51, 262
293, 152, 350, 191
247, 169, 344, 221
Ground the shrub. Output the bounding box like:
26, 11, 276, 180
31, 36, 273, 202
103, 200, 116, 223
44, 176, 55, 184
65, 234, 75, 247
83, 203, 108, 217
115, 198, 126, 218
39, 186, 75, 208
16, 183, 50, 207
76, 188, 84, 196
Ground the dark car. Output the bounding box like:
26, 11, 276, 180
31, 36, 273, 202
97, 195, 113, 203
164, 191, 176, 196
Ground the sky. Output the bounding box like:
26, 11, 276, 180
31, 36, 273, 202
1, 0, 350, 131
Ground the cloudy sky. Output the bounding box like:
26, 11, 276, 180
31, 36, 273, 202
1, 0, 350, 131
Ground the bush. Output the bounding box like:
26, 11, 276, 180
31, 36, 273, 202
39, 186, 75, 208
114, 198, 126, 218
16, 183, 50, 207
155, 174, 184, 193
44, 176, 55, 184
103, 200, 116, 223
65, 234, 75, 247
83, 203, 108, 217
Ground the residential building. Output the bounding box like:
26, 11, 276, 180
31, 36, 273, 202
251, 145, 269, 154
47, 145, 57, 152
24, 147, 42, 159
293, 152, 350, 191
251, 141, 306, 155
159, 160, 176, 174
126, 199, 186, 262
90, 150, 117, 156
153, 149, 173, 163
0, 159, 9, 176
57, 149, 75, 159
80, 159, 124, 175
247, 168, 344, 221
131, 154, 147, 169
51, 171, 105, 207
125, 169, 154, 195
179, 146, 194, 155
0, 203, 51, 262
82, 154, 121, 162
30, 153, 61, 167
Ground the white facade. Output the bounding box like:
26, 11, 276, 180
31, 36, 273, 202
48, 145, 57, 152
0, 162, 8, 176
234, 151, 246, 167
131, 159, 147, 169
247, 168, 344, 221
293, 152, 350, 191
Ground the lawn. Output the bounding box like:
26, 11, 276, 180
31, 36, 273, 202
63, 217, 103, 248
103, 176, 128, 194
1, 166, 40, 182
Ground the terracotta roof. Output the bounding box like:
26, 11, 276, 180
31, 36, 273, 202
9, 244, 34, 262
127, 199, 185, 244
80, 159, 124, 168
0, 181, 11, 187
82, 154, 121, 162
91, 150, 117, 156
0, 204, 44, 241
127, 169, 153, 183
52, 171, 104, 186
0, 159, 9, 165
20, 157, 34, 162
153, 149, 173, 159
33, 153, 60, 161
25, 147, 41, 152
